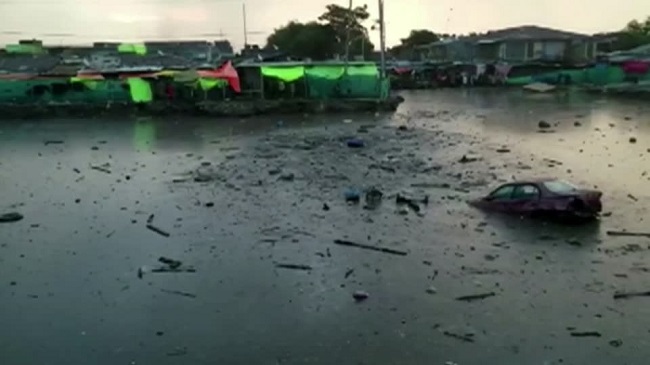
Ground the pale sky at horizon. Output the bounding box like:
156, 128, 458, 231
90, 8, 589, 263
0, 0, 648, 50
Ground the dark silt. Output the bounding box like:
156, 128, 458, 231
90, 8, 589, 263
2, 89, 650, 365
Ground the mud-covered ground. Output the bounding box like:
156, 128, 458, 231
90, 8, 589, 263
2, 89, 650, 365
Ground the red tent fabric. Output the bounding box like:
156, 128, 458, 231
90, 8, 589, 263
622, 61, 650, 75
198, 61, 241, 93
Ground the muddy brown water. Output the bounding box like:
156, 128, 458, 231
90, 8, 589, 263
1, 89, 650, 365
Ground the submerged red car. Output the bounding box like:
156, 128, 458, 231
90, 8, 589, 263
469, 178, 602, 220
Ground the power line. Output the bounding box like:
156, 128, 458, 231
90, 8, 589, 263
0, 0, 249, 3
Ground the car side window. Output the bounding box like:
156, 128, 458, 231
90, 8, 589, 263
512, 184, 540, 200
489, 185, 515, 200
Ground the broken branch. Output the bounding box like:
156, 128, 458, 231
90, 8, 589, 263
333, 239, 408, 256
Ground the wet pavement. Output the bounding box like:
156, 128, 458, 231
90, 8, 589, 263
2, 89, 650, 365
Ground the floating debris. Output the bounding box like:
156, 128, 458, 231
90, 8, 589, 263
570, 331, 602, 338
0, 212, 23, 223
443, 331, 474, 343
353, 291, 369, 301
44, 140, 64, 145
159, 257, 182, 269
613, 290, 650, 300
147, 224, 170, 237
150, 267, 196, 274
455, 292, 496, 302
334, 239, 408, 256
606, 230, 650, 238
90, 165, 111, 174
160, 289, 197, 299
275, 263, 312, 271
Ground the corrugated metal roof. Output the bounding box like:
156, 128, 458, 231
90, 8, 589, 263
237, 60, 377, 67
0, 55, 60, 74
476, 25, 590, 42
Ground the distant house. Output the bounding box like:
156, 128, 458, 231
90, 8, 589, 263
415, 38, 475, 63
213, 40, 235, 59
418, 25, 608, 63
0, 55, 60, 76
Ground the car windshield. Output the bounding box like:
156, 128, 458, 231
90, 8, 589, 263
543, 180, 579, 194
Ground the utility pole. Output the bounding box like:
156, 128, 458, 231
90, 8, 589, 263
344, 0, 353, 64
378, 0, 386, 79
242, 3, 248, 48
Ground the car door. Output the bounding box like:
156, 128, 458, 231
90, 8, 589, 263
483, 184, 516, 212
509, 184, 541, 213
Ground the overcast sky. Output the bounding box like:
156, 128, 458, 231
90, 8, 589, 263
0, 0, 648, 49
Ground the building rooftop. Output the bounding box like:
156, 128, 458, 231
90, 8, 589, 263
476, 25, 591, 42
0, 55, 60, 74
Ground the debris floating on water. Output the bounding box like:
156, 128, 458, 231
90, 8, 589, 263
160, 289, 197, 299
274, 263, 313, 271
353, 291, 369, 301
570, 331, 602, 338
333, 239, 408, 256
606, 230, 650, 238
90, 165, 111, 174
443, 331, 475, 343
613, 290, 650, 300
455, 292, 496, 302
159, 257, 182, 269
0, 212, 23, 223
146, 224, 170, 237
44, 140, 64, 145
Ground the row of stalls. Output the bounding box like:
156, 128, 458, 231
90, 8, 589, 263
238, 62, 390, 100
386, 56, 650, 90
0, 60, 390, 104
0, 61, 241, 104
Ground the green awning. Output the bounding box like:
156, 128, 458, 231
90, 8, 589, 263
198, 78, 228, 91
346, 65, 379, 76
305, 66, 346, 80
127, 78, 153, 103
118, 43, 147, 55
261, 66, 305, 82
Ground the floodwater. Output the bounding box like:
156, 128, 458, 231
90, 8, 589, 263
1, 89, 650, 365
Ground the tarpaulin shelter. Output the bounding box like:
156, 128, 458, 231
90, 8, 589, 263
118, 43, 148, 55
197, 61, 241, 92
254, 62, 387, 99
113, 61, 241, 93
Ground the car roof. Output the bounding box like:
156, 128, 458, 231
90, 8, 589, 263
515, 178, 558, 184
497, 178, 558, 186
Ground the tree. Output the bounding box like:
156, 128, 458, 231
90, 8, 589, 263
611, 16, 650, 51
399, 29, 440, 49
388, 29, 439, 59
318, 4, 374, 57
266, 4, 375, 60
266, 21, 338, 60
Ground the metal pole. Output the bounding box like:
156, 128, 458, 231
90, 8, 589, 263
344, 0, 352, 63
243, 3, 248, 47
378, 0, 386, 79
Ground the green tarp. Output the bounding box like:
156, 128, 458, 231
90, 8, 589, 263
127, 78, 153, 103
70, 77, 98, 90
346, 65, 379, 76
198, 78, 228, 91
304, 66, 346, 79
5, 44, 43, 54
261, 66, 305, 82
118, 43, 147, 55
